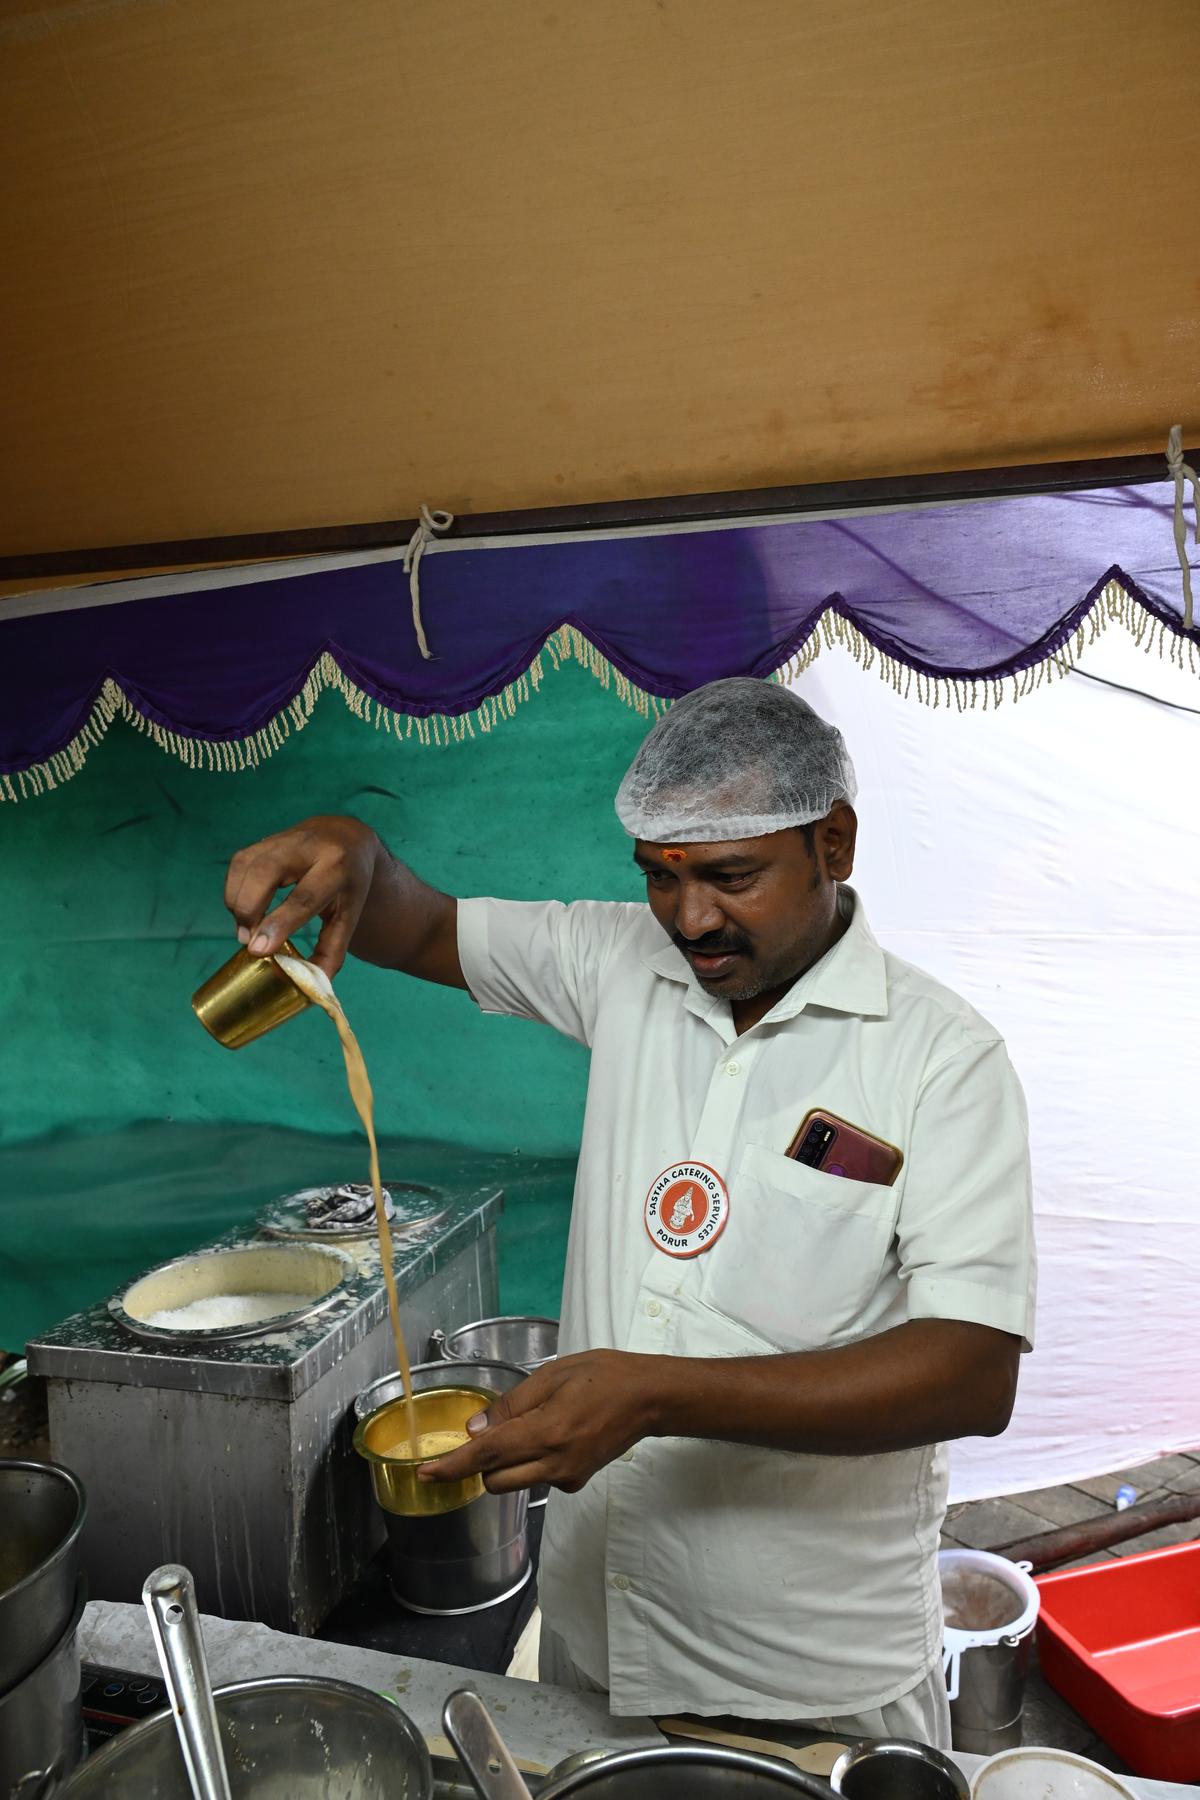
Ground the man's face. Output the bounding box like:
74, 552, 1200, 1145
633, 807, 857, 1004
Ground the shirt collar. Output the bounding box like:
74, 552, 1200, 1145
640, 885, 889, 1024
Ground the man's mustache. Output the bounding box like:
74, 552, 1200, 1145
673, 931, 752, 957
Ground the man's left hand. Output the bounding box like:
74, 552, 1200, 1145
418, 1350, 665, 1494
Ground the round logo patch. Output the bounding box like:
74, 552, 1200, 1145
643, 1161, 729, 1258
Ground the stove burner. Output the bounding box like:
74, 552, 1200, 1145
82, 1663, 168, 1749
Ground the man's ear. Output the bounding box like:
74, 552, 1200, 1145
816, 803, 857, 882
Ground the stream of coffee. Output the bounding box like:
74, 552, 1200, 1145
275, 955, 437, 1459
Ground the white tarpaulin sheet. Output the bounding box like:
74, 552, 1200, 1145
790, 637, 1200, 1502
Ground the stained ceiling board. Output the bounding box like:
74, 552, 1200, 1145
2, 0, 1198, 557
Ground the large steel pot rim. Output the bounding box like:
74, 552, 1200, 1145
0, 1460, 86, 1654
109, 1241, 358, 1345
0, 1574, 86, 1704
538, 1742, 836, 1798
60, 1673, 434, 1796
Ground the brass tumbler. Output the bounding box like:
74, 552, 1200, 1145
191, 940, 311, 1049
354, 1386, 494, 1517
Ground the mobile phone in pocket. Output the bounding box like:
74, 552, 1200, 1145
785, 1110, 903, 1186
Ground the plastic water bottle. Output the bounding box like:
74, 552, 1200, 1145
1114, 1484, 1137, 1511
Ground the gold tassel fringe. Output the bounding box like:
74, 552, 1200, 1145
1, 582, 1190, 802
0, 628, 663, 802
770, 579, 1197, 709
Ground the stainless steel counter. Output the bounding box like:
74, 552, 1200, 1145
78, 1600, 1200, 1797
79, 1600, 664, 1772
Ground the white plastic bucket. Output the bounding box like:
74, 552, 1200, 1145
940, 1549, 1040, 1753
941, 1548, 1040, 1700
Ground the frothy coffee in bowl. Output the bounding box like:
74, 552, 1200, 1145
369, 1425, 471, 1461
274, 954, 468, 1466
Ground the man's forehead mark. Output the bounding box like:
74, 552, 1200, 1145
662, 847, 688, 864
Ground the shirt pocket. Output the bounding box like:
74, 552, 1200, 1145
701, 1141, 900, 1352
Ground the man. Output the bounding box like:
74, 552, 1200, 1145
224, 677, 1035, 1744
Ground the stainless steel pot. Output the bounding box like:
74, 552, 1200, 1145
537, 1744, 835, 1800
380, 1485, 531, 1615
0, 1576, 85, 1800
424, 1332, 555, 1508
355, 1360, 531, 1614
830, 1740, 971, 1800
110, 1242, 356, 1345
0, 1460, 87, 1692
60, 1675, 433, 1798
430, 1315, 558, 1372
945, 1630, 1032, 1754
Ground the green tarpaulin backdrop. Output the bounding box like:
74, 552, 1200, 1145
0, 666, 648, 1348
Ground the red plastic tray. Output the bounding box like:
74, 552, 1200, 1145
1036, 1539, 1200, 1783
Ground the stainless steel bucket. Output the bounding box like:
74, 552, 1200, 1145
946, 1631, 1034, 1753
428, 1323, 556, 1507
940, 1549, 1040, 1755
380, 1486, 532, 1615
539, 1743, 833, 1800
430, 1314, 558, 1371
0, 1459, 87, 1692
355, 1360, 530, 1614
0, 1576, 85, 1800
60, 1675, 432, 1797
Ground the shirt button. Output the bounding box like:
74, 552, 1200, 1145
646, 1299, 662, 1318
621, 1448, 635, 1462
611, 1573, 631, 1591
725, 1059, 741, 1075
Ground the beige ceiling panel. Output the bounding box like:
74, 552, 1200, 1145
2, 0, 1197, 554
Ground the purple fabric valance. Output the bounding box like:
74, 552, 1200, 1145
2, 481, 1197, 797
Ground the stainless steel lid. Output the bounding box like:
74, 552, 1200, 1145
258, 1180, 447, 1241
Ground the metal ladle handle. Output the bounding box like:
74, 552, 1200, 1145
443, 1688, 534, 1800
143, 1564, 233, 1800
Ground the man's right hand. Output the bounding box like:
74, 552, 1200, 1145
223, 815, 465, 988
224, 816, 382, 978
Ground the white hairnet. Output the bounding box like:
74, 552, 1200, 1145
614, 677, 857, 843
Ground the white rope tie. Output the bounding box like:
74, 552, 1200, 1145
402, 504, 454, 659
1167, 425, 1199, 633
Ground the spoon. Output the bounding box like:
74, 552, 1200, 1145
443, 1687, 534, 1800
142, 1564, 233, 1800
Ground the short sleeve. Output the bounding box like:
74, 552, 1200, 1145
456, 897, 642, 1047
898, 1038, 1037, 1351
